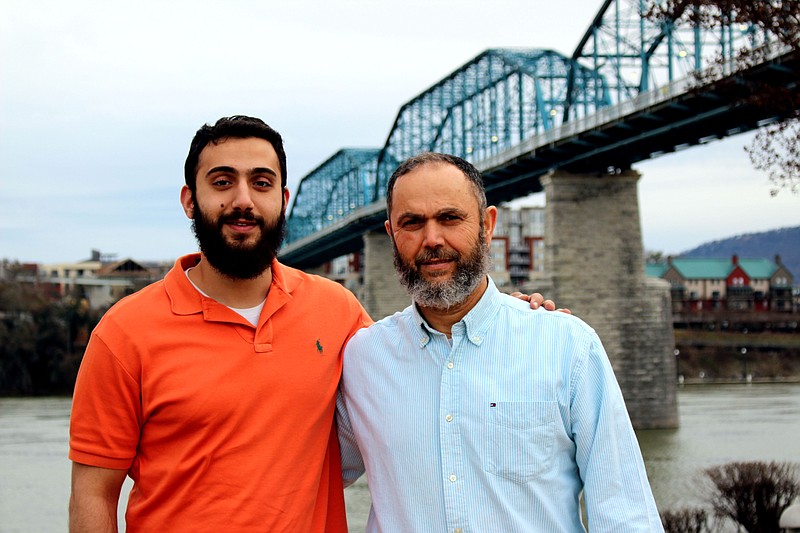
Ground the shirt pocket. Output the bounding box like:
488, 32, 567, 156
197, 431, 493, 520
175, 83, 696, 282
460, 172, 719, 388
484, 401, 557, 484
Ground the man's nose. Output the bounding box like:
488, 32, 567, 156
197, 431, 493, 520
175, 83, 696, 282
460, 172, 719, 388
421, 221, 445, 248
230, 182, 255, 210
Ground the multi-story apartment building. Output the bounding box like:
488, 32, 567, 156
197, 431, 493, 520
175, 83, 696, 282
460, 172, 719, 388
489, 206, 545, 288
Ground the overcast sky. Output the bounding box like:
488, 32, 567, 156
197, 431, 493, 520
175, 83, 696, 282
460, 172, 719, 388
1, 0, 797, 265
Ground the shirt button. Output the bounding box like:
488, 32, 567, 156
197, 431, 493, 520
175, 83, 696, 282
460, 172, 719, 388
445, 414, 453, 422
449, 474, 457, 482
455, 529, 463, 533
447, 361, 454, 369
472, 336, 481, 342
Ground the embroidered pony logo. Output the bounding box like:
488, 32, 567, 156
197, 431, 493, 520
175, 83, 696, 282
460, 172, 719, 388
316, 339, 323, 354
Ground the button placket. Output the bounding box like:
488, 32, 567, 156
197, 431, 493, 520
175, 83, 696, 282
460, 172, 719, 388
439, 327, 468, 532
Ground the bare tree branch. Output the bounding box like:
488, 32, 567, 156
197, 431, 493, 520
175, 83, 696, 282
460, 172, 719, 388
645, 0, 800, 195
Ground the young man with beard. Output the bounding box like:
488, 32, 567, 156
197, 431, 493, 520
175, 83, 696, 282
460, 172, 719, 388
337, 152, 664, 532
67, 116, 372, 532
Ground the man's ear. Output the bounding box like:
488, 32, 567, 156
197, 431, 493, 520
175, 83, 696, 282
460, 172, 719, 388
282, 187, 290, 216
483, 205, 498, 245
180, 186, 194, 219
384, 219, 393, 238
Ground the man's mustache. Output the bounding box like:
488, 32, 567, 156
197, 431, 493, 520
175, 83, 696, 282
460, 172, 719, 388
415, 247, 459, 265
218, 210, 264, 226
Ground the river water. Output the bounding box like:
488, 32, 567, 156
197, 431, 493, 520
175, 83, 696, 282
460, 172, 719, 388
1, 383, 799, 532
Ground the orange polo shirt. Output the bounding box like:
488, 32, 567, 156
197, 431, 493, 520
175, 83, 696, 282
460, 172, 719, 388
70, 254, 372, 532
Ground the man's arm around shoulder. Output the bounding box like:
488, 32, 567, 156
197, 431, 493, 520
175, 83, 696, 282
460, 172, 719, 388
69, 462, 127, 533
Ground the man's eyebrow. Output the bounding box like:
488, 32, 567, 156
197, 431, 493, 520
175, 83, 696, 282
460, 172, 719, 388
249, 167, 278, 178
206, 165, 237, 176
395, 207, 466, 223
396, 211, 423, 222
428, 207, 468, 220
436, 207, 466, 217
205, 166, 278, 178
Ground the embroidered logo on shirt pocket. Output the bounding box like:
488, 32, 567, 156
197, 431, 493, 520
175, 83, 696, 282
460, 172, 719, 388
484, 401, 557, 484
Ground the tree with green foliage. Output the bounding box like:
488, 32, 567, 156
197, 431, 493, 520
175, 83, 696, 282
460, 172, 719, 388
646, 250, 666, 264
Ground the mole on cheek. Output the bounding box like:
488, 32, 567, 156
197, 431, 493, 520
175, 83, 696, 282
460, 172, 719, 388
220, 204, 224, 208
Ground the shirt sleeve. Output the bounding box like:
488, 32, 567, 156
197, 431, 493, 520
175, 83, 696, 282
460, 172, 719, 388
335, 387, 365, 487
336, 290, 371, 486
69, 327, 142, 470
570, 330, 664, 532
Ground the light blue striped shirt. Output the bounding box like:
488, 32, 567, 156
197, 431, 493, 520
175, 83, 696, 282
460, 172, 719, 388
338, 277, 663, 532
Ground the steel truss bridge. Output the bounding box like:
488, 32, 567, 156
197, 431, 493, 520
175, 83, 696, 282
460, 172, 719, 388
281, 0, 799, 268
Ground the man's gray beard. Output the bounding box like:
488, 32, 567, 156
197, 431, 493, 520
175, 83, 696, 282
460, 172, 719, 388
394, 234, 492, 310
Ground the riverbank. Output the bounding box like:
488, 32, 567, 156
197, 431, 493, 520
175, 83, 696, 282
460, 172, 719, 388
674, 329, 800, 382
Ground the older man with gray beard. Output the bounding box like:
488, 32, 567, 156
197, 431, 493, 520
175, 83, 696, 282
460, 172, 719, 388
337, 152, 664, 532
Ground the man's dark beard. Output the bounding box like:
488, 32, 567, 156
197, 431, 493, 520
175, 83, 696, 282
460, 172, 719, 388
393, 232, 491, 309
191, 203, 286, 280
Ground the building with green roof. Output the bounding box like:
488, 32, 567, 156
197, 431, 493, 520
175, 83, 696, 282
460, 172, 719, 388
646, 255, 794, 313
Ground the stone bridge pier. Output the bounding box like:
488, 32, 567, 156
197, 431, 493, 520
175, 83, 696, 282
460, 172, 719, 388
361, 230, 410, 321
540, 169, 678, 429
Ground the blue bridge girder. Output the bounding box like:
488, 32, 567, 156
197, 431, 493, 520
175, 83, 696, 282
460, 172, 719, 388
285, 148, 380, 245
372, 48, 612, 199
566, 0, 777, 110
281, 0, 799, 268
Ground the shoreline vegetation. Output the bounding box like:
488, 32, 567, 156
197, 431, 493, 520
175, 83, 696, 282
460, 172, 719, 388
2, 271, 799, 395
2, 332, 798, 396
674, 329, 800, 384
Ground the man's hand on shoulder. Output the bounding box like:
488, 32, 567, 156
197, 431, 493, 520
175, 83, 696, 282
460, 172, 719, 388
511, 292, 572, 315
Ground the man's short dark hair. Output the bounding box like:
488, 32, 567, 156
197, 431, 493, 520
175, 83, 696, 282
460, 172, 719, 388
385, 152, 487, 217
184, 115, 287, 192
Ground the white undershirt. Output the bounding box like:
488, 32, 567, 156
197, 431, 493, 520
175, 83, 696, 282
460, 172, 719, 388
185, 268, 265, 327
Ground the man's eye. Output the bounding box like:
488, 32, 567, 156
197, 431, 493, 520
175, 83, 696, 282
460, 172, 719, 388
400, 219, 423, 229
212, 179, 232, 187
254, 179, 273, 188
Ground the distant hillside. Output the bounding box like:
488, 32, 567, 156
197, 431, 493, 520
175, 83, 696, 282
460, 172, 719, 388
680, 226, 800, 282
